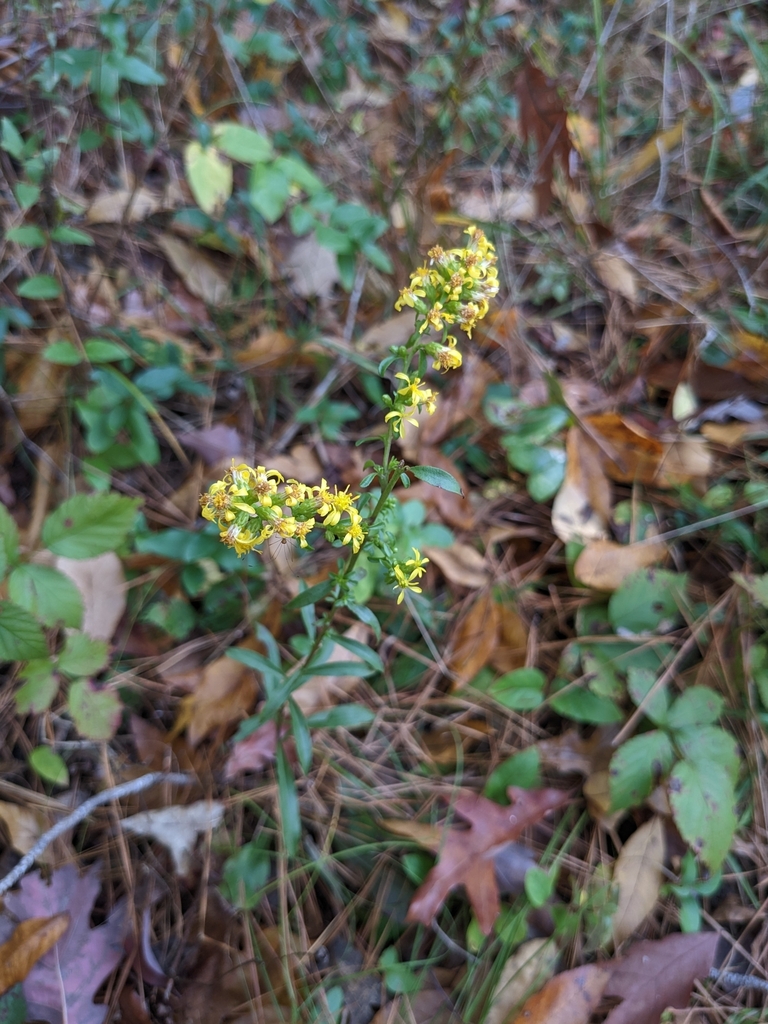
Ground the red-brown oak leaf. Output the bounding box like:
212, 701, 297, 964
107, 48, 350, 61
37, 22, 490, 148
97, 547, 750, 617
406, 787, 569, 935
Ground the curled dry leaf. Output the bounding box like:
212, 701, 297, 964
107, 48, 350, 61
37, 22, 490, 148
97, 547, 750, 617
508, 964, 610, 1024
423, 542, 490, 589
584, 413, 712, 488
612, 816, 666, 946
592, 251, 640, 304
156, 233, 229, 306
551, 427, 612, 544
120, 801, 225, 876
516, 59, 572, 214
574, 540, 668, 592
225, 720, 282, 779
486, 937, 559, 1024
447, 589, 501, 688
406, 787, 570, 935
175, 653, 258, 747
86, 187, 162, 224
0, 914, 71, 997
55, 552, 126, 641
0, 800, 47, 855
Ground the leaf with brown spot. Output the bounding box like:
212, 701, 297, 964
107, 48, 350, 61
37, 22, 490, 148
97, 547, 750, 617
0, 914, 70, 996
551, 427, 612, 544
612, 816, 666, 945
603, 932, 718, 1024
508, 964, 610, 1024
447, 590, 501, 688
406, 787, 569, 935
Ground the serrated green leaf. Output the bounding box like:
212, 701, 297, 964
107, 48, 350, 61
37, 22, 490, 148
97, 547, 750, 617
410, 465, 463, 494
484, 747, 541, 803
674, 725, 740, 784
42, 492, 140, 558
667, 686, 724, 729
68, 679, 122, 740
29, 746, 69, 787
550, 685, 623, 724
6, 225, 46, 247
0, 601, 48, 660
58, 631, 109, 677
213, 122, 273, 163
609, 730, 675, 811
8, 564, 83, 629
608, 568, 688, 634
627, 665, 669, 726
15, 662, 58, 714
668, 758, 737, 870
184, 141, 233, 216
17, 274, 62, 300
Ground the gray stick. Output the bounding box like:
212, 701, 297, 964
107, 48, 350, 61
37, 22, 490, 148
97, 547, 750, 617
0, 772, 194, 896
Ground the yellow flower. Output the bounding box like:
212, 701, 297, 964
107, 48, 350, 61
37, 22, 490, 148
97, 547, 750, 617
393, 564, 423, 604
275, 516, 298, 539
200, 481, 231, 523
294, 518, 315, 548
404, 548, 429, 578
251, 465, 283, 506
313, 481, 360, 527
284, 479, 309, 506
394, 284, 426, 311
395, 373, 430, 406
432, 336, 462, 373
220, 524, 263, 556
384, 408, 419, 439
342, 518, 365, 553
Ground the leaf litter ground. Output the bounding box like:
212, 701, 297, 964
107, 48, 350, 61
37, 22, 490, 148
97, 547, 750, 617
1, 2, 768, 1024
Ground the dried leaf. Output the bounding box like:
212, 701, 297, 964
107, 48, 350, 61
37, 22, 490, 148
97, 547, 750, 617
516, 59, 572, 214
406, 787, 569, 934
180, 425, 244, 466
0, 863, 129, 1024
447, 590, 501, 688
0, 801, 46, 855
490, 606, 528, 674
617, 123, 685, 185
225, 720, 280, 779
284, 234, 339, 299
509, 964, 610, 1024
612, 816, 666, 945
575, 540, 668, 592
120, 801, 225, 875
423, 542, 490, 589
593, 251, 640, 303
551, 427, 612, 544
486, 938, 559, 1024
370, 990, 455, 1024
156, 234, 229, 306
0, 914, 70, 996
603, 932, 718, 1024
234, 329, 295, 371
11, 353, 67, 434
459, 188, 538, 223
176, 653, 258, 747
86, 188, 162, 224
584, 414, 712, 488
54, 552, 126, 641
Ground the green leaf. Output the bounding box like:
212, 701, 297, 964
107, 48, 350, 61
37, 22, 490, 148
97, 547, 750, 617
487, 667, 545, 711
15, 662, 58, 714
627, 665, 669, 726
17, 274, 62, 299
220, 841, 271, 909
8, 564, 83, 629
732, 571, 768, 607
484, 747, 541, 803
112, 54, 166, 85
58, 632, 109, 677
6, 225, 46, 247
289, 698, 313, 774
1, 117, 24, 159
83, 337, 128, 362
29, 746, 69, 787
410, 465, 463, 494
678, 895, 701, 933
379, 947, 422, 995
296, 660, 376, 679
608, 568, 688, 634
276, 743, 300, 857
68, 679, 122, 740
0, 503, 20, 577
674, 725, 740, 784
184, 141, 233, 216
524, 866, 553, 908
550, 684, 623, 724
0, 982, 28, 1023
667, 686, 724, 729
609, 730, 675, 811
668, 758, 737, 870
14, 182, 40, 210
49, 225, 94, 245
43, 339, 83, 364
285, 579, 334, 610
227, 646, 285, 685
248, 162, 290, 223
213, 122, 273, 163
581, 646, 623, 699
0, 601, 48, 660
288, 203, 317, 236
42, 492, 140, 558
306, 704, 376, 729
348, 601, 382, 641
326, 632, 383, 672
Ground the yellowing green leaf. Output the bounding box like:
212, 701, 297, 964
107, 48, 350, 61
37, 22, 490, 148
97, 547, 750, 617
183, 141, 233, 216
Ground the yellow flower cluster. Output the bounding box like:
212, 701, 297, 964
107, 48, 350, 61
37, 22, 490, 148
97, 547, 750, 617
394, 225, 499, 348
384, 372, 439, 438
200, 462, 364, 556
391, 549, 429, 604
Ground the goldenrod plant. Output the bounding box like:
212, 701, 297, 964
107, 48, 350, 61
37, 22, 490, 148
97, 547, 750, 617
199, 227, 499, 851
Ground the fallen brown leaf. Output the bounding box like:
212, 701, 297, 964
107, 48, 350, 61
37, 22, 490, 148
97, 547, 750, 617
447, 590, 501, 687
584, 413, 712, 488
86, 187, 163, 224
0, 914, 71, 996
0, 800, 47, 855
516, 59, 572, 214
603, 932, 718, 1024
612, 816, 666, 945
156, 233, 229, 306
406, 787, 569, 934
423, 542, 490, 589
574, 540, 668, 592
486, 938, 559, 1024
174, 653, 259, 747
55, 552, 126, 641
551, 427, 612, 544
592, 251, 640, 304
509, 964, 610, 1024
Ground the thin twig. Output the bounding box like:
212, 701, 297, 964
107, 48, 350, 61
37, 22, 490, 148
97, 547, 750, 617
633, 497, 768, 547
0, 772, 194, 896
709, 968, 768, 993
